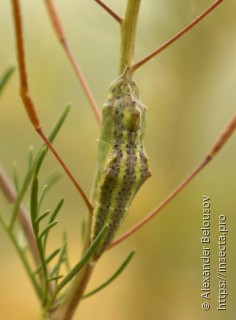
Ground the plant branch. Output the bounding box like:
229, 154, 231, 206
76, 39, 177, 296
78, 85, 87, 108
44, 0, 102, 126
95, 0, 122, 23
11, 0, 92, 212
109, 113, 236, 249
120, 0, 141, 74
132, 0, 224, 71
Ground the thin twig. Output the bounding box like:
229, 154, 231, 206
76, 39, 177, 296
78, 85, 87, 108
11, 0, 93, 213
109, 113, 236, 249
132, 0, 224, 71
44, 0, 102, 126
95, 0, 122, 23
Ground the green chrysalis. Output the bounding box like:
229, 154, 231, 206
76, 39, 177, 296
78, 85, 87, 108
91, 68, 151, 260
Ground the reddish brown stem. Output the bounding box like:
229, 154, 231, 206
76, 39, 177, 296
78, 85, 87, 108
11, 0, 92, 213
132, 0, 224, 71
209, 113, 236, 157
110, 112, 236, 249
11, 0, 40, 128
95, 0, 122, 23
44, 0, 102, 126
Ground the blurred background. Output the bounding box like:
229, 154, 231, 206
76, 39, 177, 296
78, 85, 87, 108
0, 0, 235, 319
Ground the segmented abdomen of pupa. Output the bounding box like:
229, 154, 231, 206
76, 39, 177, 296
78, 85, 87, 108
90, 71, 151, 260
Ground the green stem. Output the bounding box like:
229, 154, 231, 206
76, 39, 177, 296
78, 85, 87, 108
120, 0, 141, 74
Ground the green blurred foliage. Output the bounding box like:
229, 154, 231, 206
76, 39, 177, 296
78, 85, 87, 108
0, 0, 235, 319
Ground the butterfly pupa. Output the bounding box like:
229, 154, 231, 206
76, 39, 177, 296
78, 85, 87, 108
90, 69, 151, 260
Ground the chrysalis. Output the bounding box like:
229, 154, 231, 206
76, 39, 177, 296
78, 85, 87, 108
90, 68, 151, 260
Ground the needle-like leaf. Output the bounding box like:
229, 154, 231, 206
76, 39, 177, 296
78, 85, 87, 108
42, 198, 64, 252
39, 221, 58, 240
30, 177, 39, 231
0, 66, 15, 95
50, 242, 67, 281
34, 248, 61, 275
38, 184, 48, 211
49, 198, 64, 224
53, 224, 108, 297
83, 251, 135, 299
48, 275, 64, 282
35, 210, 51, 225
34, 104, 70, 177
12, 162, 19, 194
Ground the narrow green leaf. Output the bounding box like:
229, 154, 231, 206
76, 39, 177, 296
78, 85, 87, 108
42, 172, 61, 192
48, 275, 64, 282
34, 248, 61, 275
38, 175, 60, 211
83, 251, 135, 299
39, 221, 58, 240
38, 184, 48, 210
50, 233, 70, 284
42, 198, 64, 252
30, 177, 39, 229
0, 66, 15, 95
28, 146, 34, 171
49, 198, 64, 224
34, 146, 47, 178
46, 248, 61, 265
12, 162, 19, 194
81, 220, 86, 242
54, 224, 108, 296
35, 210, 50, 225
34, 104, 70, 176
50, 244, 67, 279
48, 104, 70, 142
63, 232, 71, 273
10, 168, 34, 229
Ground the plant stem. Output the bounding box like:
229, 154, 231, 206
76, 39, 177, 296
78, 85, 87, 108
120, 0, 141, 74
